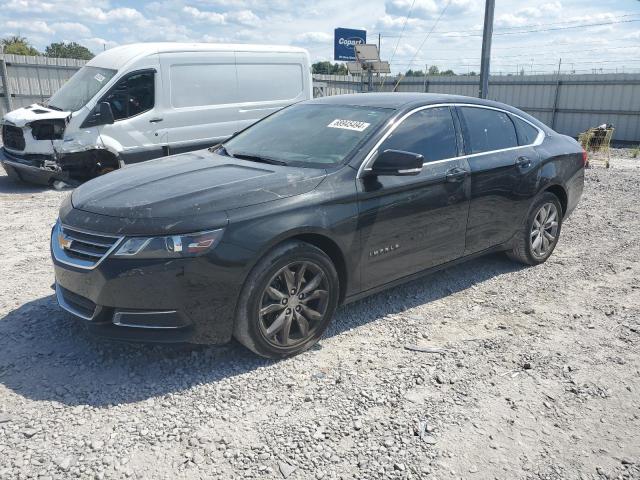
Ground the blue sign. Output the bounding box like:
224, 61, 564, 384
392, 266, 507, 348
334, 28, 366, 61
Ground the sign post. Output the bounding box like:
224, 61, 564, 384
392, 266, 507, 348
334, 28, 367, 62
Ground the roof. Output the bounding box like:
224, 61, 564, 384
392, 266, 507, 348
308, 93, 549, 130
87, 42, 308, 70
309, 92, 502, 109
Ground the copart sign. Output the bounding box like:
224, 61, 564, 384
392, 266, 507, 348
334, 28, 366, 61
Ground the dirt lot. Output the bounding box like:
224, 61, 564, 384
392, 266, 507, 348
0, 150, 638, 480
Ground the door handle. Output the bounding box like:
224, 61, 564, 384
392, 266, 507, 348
516, 156, 531, 168
445, 167, 468, 183
149, 118, 164, 123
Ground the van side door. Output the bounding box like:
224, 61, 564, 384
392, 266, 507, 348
234, 52, 310, 132
159, 52, 239, 155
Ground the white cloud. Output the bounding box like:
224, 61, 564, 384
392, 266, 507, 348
51, 22, 92, 37
294, 31, 332, 44
4, 20, 54, 34
183, 6, 226, 24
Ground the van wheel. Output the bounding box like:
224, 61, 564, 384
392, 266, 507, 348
508, 192, 563, 265
234, 241, 339, 359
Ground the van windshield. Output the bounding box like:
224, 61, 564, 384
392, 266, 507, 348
223, 104, 393, 166
48, 66, 117, 112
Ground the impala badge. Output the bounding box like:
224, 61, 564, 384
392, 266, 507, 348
369, 243, 400, 258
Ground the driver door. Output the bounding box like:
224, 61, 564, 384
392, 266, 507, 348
357, 106, 471, 291
98, 61, 167, 164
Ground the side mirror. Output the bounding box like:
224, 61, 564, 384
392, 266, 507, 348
370, 149, 423, 176
81, 102, 115, 128
96, 102, 115, 125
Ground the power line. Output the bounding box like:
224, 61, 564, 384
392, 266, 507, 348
391, 0, 452, 91
375, 17, 640, 38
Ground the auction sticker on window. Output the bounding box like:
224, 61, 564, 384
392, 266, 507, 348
327, 119, 370, 132
94, 73, 106, 83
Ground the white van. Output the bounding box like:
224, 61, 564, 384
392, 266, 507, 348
0, 42, 312, 184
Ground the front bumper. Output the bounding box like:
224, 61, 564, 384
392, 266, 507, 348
0, 147, 68, 185
52, 230, 248, 345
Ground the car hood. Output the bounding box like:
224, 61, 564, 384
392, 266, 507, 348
71, 149, 327, 221
2, 104, 71, 127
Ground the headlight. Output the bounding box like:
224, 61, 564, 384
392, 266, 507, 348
112, 229, 224, 259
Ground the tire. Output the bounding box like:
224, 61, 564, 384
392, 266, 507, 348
507, 191, 563, 266
234, 241, 340, 359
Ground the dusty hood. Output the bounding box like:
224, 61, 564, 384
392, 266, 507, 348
71, 149, 327, 220
2, 104, 71, 127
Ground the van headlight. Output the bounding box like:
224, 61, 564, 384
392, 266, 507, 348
112, 229, 224, 259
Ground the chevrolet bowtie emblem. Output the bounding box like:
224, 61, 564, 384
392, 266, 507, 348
58, 233, 73, 250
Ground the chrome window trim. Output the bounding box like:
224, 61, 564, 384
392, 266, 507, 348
51, 221, 124, 271
357, 102, 545, 179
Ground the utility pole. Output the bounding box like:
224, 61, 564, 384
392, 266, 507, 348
478, 0, 495, 99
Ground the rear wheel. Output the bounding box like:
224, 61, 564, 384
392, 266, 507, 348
508, 192, 562, 265
234, 241, 339, 358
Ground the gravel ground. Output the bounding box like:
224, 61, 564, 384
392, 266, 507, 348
0, 149, 638, 480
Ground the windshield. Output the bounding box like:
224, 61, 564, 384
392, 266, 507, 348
48, 66, 117, 112
223, 104, 393, 166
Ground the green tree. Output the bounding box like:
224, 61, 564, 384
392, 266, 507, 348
427, 65, 440, 75
404, 69, 425, 77
0, 36, 39, 56
312, 61, 348, 75
44, 42, 94, 60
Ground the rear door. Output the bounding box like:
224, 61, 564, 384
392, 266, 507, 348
234, 52, 309, 132
159, 52, 239, 155
357, 106, 470, 291
457, 106, 535, 254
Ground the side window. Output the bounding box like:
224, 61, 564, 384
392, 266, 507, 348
103, 71, 154, 121
460, 107, 518, 154
511, 115, 539, 146
170, 64, 237, 108
379, 107, 457, 162
236, 64, 303, 103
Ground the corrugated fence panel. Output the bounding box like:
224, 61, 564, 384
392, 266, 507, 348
1, 59, 638, 142
313, 73, 640, 143
0, 54, 88, 116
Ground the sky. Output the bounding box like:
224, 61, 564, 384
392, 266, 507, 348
1, 0, 639, 74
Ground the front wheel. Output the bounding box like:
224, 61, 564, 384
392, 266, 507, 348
234, 241, 340, 358
508, 192, 563, 265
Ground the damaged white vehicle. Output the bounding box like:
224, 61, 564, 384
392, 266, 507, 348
0, 42, 311, 185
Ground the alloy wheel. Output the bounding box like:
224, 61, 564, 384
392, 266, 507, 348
530, 202, 559, 258
258, 261, 329, 348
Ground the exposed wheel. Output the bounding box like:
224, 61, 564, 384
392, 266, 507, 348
507, 192, 562, 265
234, 241, 339, 358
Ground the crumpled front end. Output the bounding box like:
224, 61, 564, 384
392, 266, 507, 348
1, 104, 114, 186
0, 104, 73, 184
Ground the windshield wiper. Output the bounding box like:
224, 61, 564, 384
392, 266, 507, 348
229, 151, 287, 166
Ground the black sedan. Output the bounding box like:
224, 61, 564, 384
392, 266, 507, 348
51, 93, 585, 358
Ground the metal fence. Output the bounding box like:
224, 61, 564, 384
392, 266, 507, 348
1, 55, 638, 144
0, 54, 88, 117
313, 73, 640, 144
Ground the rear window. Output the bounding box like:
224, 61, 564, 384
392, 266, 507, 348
460, 107, 518, 154
511, 115, 540, 145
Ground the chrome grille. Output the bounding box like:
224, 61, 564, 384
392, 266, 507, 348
52, 222, 123, 269
1, 124, 26, 151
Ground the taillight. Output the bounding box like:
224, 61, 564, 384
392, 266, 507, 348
582, 148, 588, 167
